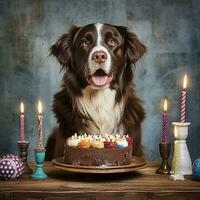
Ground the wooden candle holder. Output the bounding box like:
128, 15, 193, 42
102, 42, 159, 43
17, 141, 33, 177
156, 143, 171, 174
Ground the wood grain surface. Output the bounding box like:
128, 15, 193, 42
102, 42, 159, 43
0, 161, 200, 200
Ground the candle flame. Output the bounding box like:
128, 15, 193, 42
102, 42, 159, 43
38, 100, 42, 114
183, 74, 187, 89
163, 99, 167, 112
174, 126, 177, 138
20, 102, 24, 113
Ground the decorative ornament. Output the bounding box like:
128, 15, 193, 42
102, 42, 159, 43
0, 154, 24, 180
193, 158, 200, 181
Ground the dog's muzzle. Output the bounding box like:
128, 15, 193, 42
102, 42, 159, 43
87, 68, 113, 87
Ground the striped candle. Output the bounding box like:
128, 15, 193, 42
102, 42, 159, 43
162, 99, 168, 143
180, 74, 187, 123
38, 100, 44, 149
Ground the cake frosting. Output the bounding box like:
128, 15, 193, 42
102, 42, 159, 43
64, 133, 133, 166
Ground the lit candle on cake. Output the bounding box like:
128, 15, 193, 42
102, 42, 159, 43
20, 102, 25, 142
180, 74, 187, 122
162, 99, 168, 144
37, 100, 44, 149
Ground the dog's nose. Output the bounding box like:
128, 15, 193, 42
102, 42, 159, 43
92, 51, 107, 64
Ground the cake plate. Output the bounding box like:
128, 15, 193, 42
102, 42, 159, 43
52, 156, 146, 174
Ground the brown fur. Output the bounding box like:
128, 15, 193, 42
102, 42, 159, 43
46, 23, 146, 160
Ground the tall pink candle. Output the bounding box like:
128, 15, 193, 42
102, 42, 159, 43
180, 74, 187, 123
38, 100, 44, 149
162, 99, 168, 144
20, 102, 25, 142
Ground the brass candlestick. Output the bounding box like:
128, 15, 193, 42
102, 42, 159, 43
156, 143, 171, 174
17, 141, 33, 176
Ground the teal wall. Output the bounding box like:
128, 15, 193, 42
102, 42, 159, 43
0, 0, 200, 161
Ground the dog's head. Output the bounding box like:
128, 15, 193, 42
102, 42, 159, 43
50, 23, 146, 94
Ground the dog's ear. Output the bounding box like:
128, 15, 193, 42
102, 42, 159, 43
125, 29, 146, 65
50, 25, 80, 71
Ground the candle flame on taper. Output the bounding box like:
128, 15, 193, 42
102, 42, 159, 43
20, 102, 24, 114
38, 100, 42, 114
163, 99, 168, 112
183, 74, 187, 89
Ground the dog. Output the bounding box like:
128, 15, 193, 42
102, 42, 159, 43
45, 23, 146, 160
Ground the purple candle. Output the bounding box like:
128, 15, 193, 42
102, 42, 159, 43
162, 99, 168, 144
20, 102, 25, 142
180, 74, 187, 123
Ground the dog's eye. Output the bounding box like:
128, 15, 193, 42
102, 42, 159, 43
80, 41, 90, 48
107, 39, 117, 47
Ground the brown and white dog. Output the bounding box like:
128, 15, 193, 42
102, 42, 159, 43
45, 23, 146, 160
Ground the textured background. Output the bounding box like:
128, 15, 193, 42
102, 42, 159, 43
0, 0, 200, 161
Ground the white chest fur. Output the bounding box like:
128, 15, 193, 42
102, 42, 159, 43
77, 87, 124, 135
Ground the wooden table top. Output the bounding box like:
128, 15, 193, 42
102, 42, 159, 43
0, 162, 200, 200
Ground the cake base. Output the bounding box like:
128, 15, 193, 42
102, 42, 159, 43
64, 144, 132, 166
52, 156, 146, 174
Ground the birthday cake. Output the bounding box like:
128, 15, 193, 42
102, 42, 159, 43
63, 134, 133, 166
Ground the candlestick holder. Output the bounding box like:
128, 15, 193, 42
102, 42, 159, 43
156, 143, 171, 174
171, 122, 192, 175
31, 148, 48, 179
17, 141, 33, 176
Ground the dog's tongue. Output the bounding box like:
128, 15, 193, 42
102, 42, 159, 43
91, 75, 109, 86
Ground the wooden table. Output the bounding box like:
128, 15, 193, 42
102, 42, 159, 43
0, 162, 200, 200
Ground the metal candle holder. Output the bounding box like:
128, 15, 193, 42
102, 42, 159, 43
156, 143, 171, 174
171, 122, 192, 175
31, 148, 48, 179
17, 141, 33, 176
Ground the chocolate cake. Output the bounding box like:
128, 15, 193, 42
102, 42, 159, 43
63, 134, 133, 166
